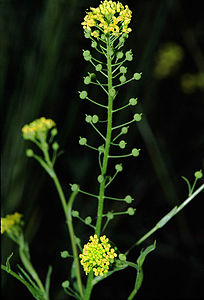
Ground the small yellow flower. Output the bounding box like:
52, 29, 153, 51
1, 212, 23, 234
79, 234, 117, 276
82, 0, 132, 38
22, 117, 56, 141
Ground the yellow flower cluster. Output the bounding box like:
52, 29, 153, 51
22, 117, 56, 140
154, 43, 184, 79
79, 234, 117, 276
82, 0, 132, 38
1, 212, 23, 234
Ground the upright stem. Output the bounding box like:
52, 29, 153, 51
95, 37, 113, 237
84, 36, 114, 300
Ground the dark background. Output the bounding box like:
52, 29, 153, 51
1, 0, 204, 299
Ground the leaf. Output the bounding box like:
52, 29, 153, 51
92, 260, 129, 287
6, 252, 14, 272
128, 241, 156, 300
181, 176, 192, 195
45, 265, 52, 298
156, 206, 178, 228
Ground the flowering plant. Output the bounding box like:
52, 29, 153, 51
1, 1, 203, 300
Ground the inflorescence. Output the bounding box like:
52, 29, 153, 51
1, 212, 23, 235
79, 234, 117, 276
82, 0, 132, 38
22, 117, 56, 141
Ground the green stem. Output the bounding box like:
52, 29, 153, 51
52, 174, 84, 299
95, 37, 113, 237
84, 36, 114, 300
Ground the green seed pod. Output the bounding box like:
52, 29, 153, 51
84, 30, 91, 39
115, 163, 123, 172
91, 41, 97, 48
124, 195, 133, 204
71, 184, 79, 192
62, 280, 70, 288
134, 72, 142, 80
85, 115, 92, 123
97, 174, 104, 183
98, 145, 105, 153
132, 148, 140, 157
119, 75, 126, 83
134, 113, 142, 122
107, 211, 114, 220
72, 210, 79, 217
95, 64, 102, 71
129, 98, 137, 106
26, 149, 34, 157
84, 76, 91, 85
125, 50, 133, 61
85, 216, 92, 224
52, 142, 59, 151
116, 51, 124, 59
120, 66, 127, 74
109, 88, 116, 97
92, 115, 99, 123
127, 207, 135, 216
79, 91, 88, 99
119, 140, 126, 149
194, 170, 203, 179
83, 50, 91, 61
79, 137, 87, 145
121, 127, 129, 134
60, 251, 70, 258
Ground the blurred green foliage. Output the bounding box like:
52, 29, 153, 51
1, 0, 204, 299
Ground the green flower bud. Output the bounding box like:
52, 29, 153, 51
71, 184, 79, 192
52, 142, 59, 151
85, 115, 92, 123
72, 210, 79, 217
126, 50, 133, 61
132, 148, 140, 157
95, 64, 102, 71
124, 195, 134, 204
26, 149, 34, 157
84, 30, 91, 39
134, 72, 142, 80
115, 163, 123, 172
97, 175, 104, 183
85, 216, 92, 224
79, 91, 88, 99
134, 113, 142, 122
62, 280, 70, 288
119, 140, 126, 149
129, 98, 137, 106
51, 128, 58, 136
79, 137, 87, 145
120, 75, 126, 83
194, 170, 203, 179
119, 254, 127, 261
121, 127, 129, 134
127, 207, 135, 216
120, 66, 127, 74
84, 76, 91, 85
92, 115, 99, 124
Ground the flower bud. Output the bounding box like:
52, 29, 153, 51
60, 251, 70, 258
52, 142, 59, 151
62, 280, 70, 288
51, 128, 58, 136
26, 149, 34, 157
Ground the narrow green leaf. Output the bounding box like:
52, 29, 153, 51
181, 176, 192, 195
45, 265, 52, 298
6, 252, 13, 272
137, 240, 156, 268
156, 207, 178, 228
